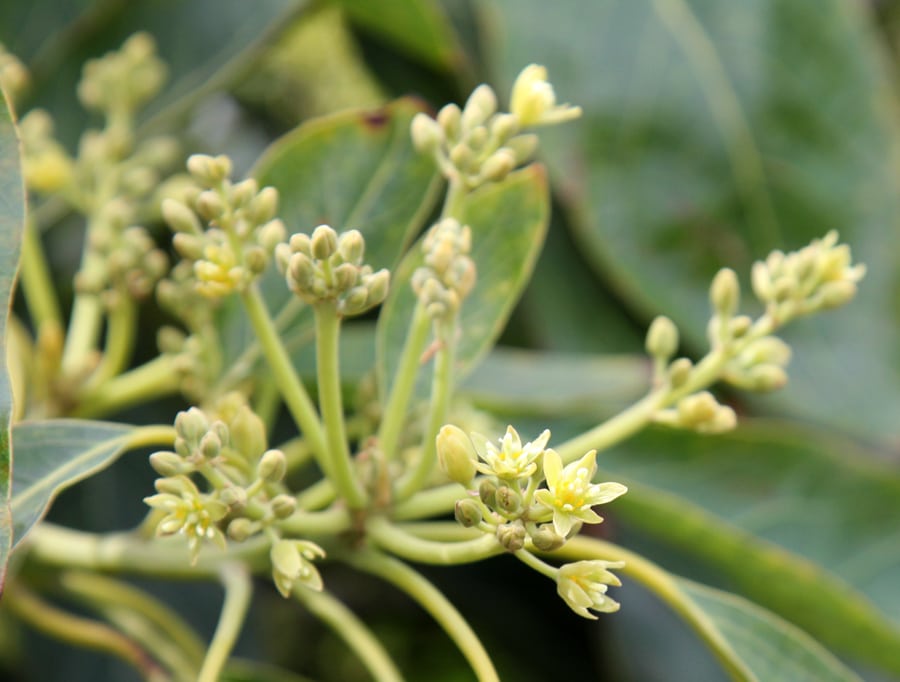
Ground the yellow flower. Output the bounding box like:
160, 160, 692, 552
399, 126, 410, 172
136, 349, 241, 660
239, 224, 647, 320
472, 425, 550, 479
557, 560, 625, 619
534, 449, 627, 537
510, 64, 582, 127
270, 539, 325, 598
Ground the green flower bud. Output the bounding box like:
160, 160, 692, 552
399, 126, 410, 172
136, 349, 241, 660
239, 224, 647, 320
677, 391, 718, 425
454, 498, 483, 528
364, 269, 390, 307
258, 219, 287, 253
437, 103, 462, 139
333, 263, 359, 292
496, 522, 526, 552
668, 358, 693, 387
257, 449, 287, 483
746, 364, 788, 392
244, 245, 268, 274
187, 154, 231, 185
157, 326, 186, 354
710, 268, 740, 317
229, 406, 267, 461
175, 407, 209, 444
465, 125, 488, 152
530, 524, 566, 552
495, 485, 523, 516
311, 224, 338, 260
289, 232, 312, 256
195, 190, 224, 221
728, 315, 753, 339
338, 230, 365, 265
505, 134, 539, 164
411, 113, 444, 154
480, 148, 516, 183
339, 286, 369, 316
219, 486, 248, 509
818, 280, 857, 309
449, 142, 475, 172
479, 478, 498, 508
154, 476, 194, 496
645, 316, 679, 360
461, 84, 497, 130
490, 113, 519, 142
230, 178, 258, 208
199, 431, 222, 459
227, 518, 258, 542
436, 425, 478, 486
162, 199, 201, 234
271, 494, 297, 519
149, 451, 190, 477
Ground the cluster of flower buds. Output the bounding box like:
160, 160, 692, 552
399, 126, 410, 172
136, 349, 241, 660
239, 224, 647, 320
163, 154, 287, 298
275, 224, 389, 316
411, 218, 476, 321
411, 64, 580, 189
437, 424, 626, 552
751, 230, 865, 323
653, 390, 737, 434
145, 400, 301, 563
72, 198, 167, 309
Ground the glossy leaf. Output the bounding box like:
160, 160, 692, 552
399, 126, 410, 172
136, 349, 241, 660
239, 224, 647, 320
332, 0, 463, 71
483, 0, 900, 442
677, 580, 861, 682
9, 419, 135, 549
377, 164, 549, 399
598, 421, 900, 674
0, 90, 24, 592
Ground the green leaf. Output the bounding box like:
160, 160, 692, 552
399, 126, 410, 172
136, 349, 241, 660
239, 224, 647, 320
0, 89, 25, 593
9, 419, 135, 549
598, 421, 900, 675
677, 580, 861, 682
377, 164, 550, 399
482, 0, 900, 443
460, 349, 647, 418
217, 99, 441, 374
331, 0, 464, 71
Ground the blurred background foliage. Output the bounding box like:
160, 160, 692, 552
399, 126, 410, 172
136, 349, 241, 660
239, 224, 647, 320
2, 0, 900, 680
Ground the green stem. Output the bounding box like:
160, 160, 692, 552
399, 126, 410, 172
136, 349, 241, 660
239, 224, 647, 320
276, 508, 351, 537
391, 484, 459, 521
442, 179, 468, 220
59, 571, 203, 681
86, 298, 137, 388
241, 285, 329, 475
25, 524, 270, 578
292, 587, 404, 682
61, 291, 104, 375
315, 302, 366, 508
198, 563, 253, 682
396, 315, 457, 501
19, 217, 63, 330
294, 478, 336, 511
549, 536, 754, 682
513, 549, 558, 580
367, 516, 501, 565
378, 302, 432, 461
72, 354, 179, 418
347, 549, 499, 682
4, 583, 165, 680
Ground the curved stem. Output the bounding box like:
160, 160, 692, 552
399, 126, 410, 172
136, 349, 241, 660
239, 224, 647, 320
294, 478, 336, 511
514, 549, 558, 580
391, 484, 459, 521
396, 315, 457, 501
127, 424, 177, 450
61, 292, 104, 375
60, 571, 203, 681
378, 302, 431, 461
72, 354, 180, 418
547, 536, 753, 682
4, 582, 164, 680
367, 516, 501, 565
198, 563, 253, 682
275, 507, 351, 537
241, 286, 329, 477
292, 586, 404, 682
86, 299, 137, 388
346, 549, 499, 682
315, 302, 366, 508
19, 217, 62, 330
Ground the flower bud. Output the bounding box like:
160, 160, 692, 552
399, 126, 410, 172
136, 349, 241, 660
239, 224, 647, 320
340, 286, 370, 316
454, 498, 483, 528
195, 190, 224, 221
505, 134, 539, 164
333, 262, 359, 291
311, 224, 338, 260
365, 269, 390, 307
231, 178, 258, 208
257, 449, 287, 483
149, 451, 190, 477
479, 478, 498, 508
411, 113, 444, 154
199, 430, 222, 459
175, 407, 209, 443
480, 148, 516, 183
461, 84, 497, 130
436, 425, 477, 486
187, 154, 231, 185
154, 476, 194, 496
219, 486, 248, 509
271, 494, 297, 519
490, 113, 519, 142
437, 104, 461, 139
728, 315, 752, 339
496, 522, 526, 552
667, 358, 693, 387
289, 232, 312, 256
495, 486, 523, 516
747, 364, 788, 392
229, 406, 267, 460
337, 230, 365, 265
227, 518, 258, 542
258, 219, 287, 252
162, 198, 201, 234
710, 268, 740, 317
645, 316, 678, 360
530, 524, 566, 552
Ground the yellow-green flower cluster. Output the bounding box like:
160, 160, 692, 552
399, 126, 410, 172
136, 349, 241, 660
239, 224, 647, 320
275, 224, 389, 316
410, 64, 579, 189
411, 218, 476, 321
163, 154, 287, 299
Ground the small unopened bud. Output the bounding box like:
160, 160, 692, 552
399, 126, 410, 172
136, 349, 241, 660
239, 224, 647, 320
645, 316, 678, 360
199, 431, 222, 459
496, 522, 526, 552
175, 407, 209, 443
449, 142, 474, 171
340, 286, 369, 315
436, 425, 477, 485
490, 113, 519, 142
365, 269, 390, 307
154, 476, 193, 496
480, 148, 516, 183
333, 263, 359, 291
220, 486, 248, 509
257, 449, 287, 483
244, 246, 268, 274
437, 104, 462, 139
149, 451, 190, 477
454, 498, 482, 528
495, 486, 523, 516
747, 364, 788, 392
338, 230, 365, 265
187, 154, 231, 185
229, 406, 268, 460
530, 525, 565, 552
195, 190, 224, 221
162, 199, 201, 234
172, 233, 204, 260
258, 219, 287, 252
289, 232, 312, 255
271, 494, 297, 519
288, 253, 316, 291
411, 113, 444, 153
227, 518, 258, 542
479, 478, 498, 508
710, 268, 740, 317
728, 315, 752, 339
668, 358, 693, 387
231, 178, 259, 208
311, 224, 338, 260
461, 84, 497, 129
505, 134, 539, 164
818, 280, 857, 309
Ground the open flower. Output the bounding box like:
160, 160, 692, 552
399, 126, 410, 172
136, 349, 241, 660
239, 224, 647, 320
534, 449, 627, 537
557, 560, 625, 619
472, 425, 550, 479
270, 539, 326, 598
144, 476, 228, 564
510, 64, 582, 127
